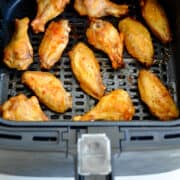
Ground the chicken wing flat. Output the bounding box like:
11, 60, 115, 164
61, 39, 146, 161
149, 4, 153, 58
31, 0, 70, 33
22, 71, 72, 113
1, 94, 48, 121
69, 42, 105, 99
118, 17, 154, 67
138, 70, 179, 120
74, 0, 128, 18
86, 19, 124, 69
3, 17, 33, 70
73, 89, 135, 121
140, 0, 172, 44
39, 20, 71, 69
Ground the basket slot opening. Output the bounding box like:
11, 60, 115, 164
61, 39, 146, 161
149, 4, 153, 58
0, 133, 22, 140
130, 136, 154, 141
164, 133, 180, 139
33, 136, 57, 142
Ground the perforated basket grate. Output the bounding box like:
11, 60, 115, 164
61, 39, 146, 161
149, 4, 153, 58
1, 0, 178, 121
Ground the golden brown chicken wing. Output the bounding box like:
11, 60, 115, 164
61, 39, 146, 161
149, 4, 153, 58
138, 70, 179, 120
86, 19, 124, 69
69, 42, 105, 99
73, 89, 135, 121
1, 94, 48, 121
118, 17, 154, 67
140, 0, 172, 44
74, 0, 128, 18
39, 20, 71, 69
3, 17, 33, 70
31, 0, 70, 33
22, 71, 72, 113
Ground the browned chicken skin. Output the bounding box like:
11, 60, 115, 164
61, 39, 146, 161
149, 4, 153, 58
69, 42, 105, 99
86, 19, 124, 69
22, 71, 72, 113
140, 0, 172, 44
118, 17, 154, 67
3, 17, 33, 70
73, 89, 135, 121
31, 0, 70, 33
39, 20, 71, 69
74, 0, 129, 18
138, 70, 179, 120
1, 94, 48, 121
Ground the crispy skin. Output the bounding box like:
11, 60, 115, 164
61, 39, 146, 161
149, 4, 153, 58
118, 17, 154, 67
140, 0, 172, 44
22, 71, 72, 113
138, 70, 179, 120
86, 19, 124, 69
74, 0, 128, 18
3, 17, 33, 70
31, 0, 70, 33
2, 94, 48, 121
73, 89, 135, 121
74, 0, 87, 16
39, 20, 71, 69
69, 42, 105, 99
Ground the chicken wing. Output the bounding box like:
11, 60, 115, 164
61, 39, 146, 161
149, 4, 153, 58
1, 94, 48, 121
140, 0, 172, 44
3, 17, 33, 70
22, 71, 72, 113
31, 0, 70, 33
69, 42, 105, 99
138, 70, 179, 120
86, 19, 124, 69
118, 17, 154, 67
74, 0, 128, 18
73, 89, 135, 121
39, 20, 71, 69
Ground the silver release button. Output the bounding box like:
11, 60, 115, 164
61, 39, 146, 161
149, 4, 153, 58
78, 133, 111, 176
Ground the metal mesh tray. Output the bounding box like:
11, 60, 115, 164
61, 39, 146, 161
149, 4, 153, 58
0, 0, 179, 126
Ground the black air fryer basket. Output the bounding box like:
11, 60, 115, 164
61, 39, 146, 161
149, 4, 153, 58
0, 0, 180, 179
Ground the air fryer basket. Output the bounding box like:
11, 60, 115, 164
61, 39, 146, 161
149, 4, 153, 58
0, 1, 180, 179
0, 0, 179, 127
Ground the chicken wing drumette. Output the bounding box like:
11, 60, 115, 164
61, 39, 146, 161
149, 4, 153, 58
118, 17, 154, 67
1, 94, 48, 121
86, 19, 124, 69
74, 0, 128, 18
3, 17, 33, 70
31, 0, 70, 33
22, 71, 72, 113
140, 0, 172, 43
73, 89, 135, 121
138, 70, 179, 120
39, 20, 71, 69
69, 42, 105, 99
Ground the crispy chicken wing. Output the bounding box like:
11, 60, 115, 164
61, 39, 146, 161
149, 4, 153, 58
1, 94, 48, 121
74, 0, 128, 18
138, 70, 179, 120
86, 19, 124, 69
73, 89, 135, 121
39, 20, 71, 69
140, 0, 172, 44
118, 17, 154, 67
3, 17, 33, 70
31, 0, 70, 33
69, 42, 105, 99
22, 71, 72, 113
